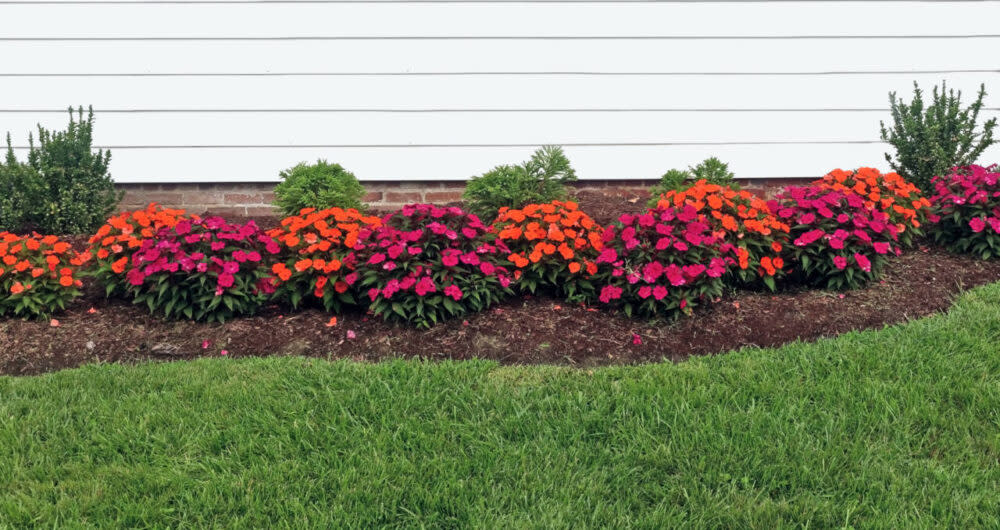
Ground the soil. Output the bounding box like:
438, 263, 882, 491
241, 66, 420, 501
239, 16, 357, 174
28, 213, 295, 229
4, 193, 1000, 377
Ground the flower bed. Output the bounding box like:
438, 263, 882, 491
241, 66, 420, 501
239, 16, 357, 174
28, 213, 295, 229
88, 203, 197, 296
121, 217, 279, 322
770, 186, 901, 289
267, 207, 382, 311
356, 204, 514, 328
655, 180, 789, 290
492, 200, 603, 301
813, 168, 931, 248
0, 233, 88, 318
594, 204, 730, 317
927, 164, 1000, 259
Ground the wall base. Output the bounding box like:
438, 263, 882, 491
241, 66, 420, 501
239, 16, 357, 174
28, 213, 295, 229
117, 179, 813, 216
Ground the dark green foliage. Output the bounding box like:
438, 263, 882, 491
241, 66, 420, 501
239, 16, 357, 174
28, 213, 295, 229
0, 139, 44, 232
1, 107, 120, 234
647, 157, 737, 206
881, 82, 997, 193
462, 146, 577, 221
274, 160, 367, 217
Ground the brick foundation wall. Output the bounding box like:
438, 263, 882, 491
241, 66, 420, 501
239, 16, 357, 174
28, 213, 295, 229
117, 178, 813, 216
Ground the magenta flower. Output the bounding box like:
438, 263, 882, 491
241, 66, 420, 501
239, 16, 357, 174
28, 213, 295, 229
854, 253, 872, 272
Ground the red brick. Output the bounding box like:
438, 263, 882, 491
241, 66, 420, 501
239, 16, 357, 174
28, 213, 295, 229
245, 206, 280, 217
363, 191, 384, 202
423, 191, 464, 203
223, 193, 265, 204
384, 191, 423, 203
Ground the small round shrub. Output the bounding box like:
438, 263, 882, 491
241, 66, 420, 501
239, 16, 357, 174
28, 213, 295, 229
813, 167, 931, 248
0, 232, 88, 318
770, 186, 901, 289
646, 157, 738, 206
267, 207, 382, 311
492, 200, 603, 301
927, 164, 1000, 259
463, 146, 577, 222
656, 180, 789, 290
593, 204, 731, 318
88, 203, 197, 297
123, 217, 280, 322
355, 204, 515, 328
274, 160, 367, 217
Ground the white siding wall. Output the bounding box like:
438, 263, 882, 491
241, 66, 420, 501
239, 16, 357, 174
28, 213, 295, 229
1, 0, 998, 183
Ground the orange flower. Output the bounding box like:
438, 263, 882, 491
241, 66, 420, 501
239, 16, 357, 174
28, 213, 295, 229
10, 282, 24, 295
59, 276, 74, 287
294, 259, 313, 272
813, 168, 929, 246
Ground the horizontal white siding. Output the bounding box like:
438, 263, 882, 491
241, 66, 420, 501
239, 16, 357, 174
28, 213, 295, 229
1, 0, 998, 183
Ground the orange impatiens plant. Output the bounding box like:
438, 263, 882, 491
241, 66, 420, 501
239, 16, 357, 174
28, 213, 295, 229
492, 200, 604, 300
0, 232, 89, 318
87, 203, 198, 296
656, 180, 790, 290
813, 167, 931, 248
266, 207, 382, 312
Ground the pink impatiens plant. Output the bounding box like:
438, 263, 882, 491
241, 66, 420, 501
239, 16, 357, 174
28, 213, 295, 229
592, 204, 732, 317
770, 185, 901, 289
354, 204, 515, 328
124, 217, 280, 322
927, 164, 1000, 259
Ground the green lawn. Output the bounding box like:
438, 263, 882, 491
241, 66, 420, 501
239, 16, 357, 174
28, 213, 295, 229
2, 286, 1000, 528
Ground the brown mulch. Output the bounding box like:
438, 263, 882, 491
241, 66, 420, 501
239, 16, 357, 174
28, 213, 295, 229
3, 192, 1000, 376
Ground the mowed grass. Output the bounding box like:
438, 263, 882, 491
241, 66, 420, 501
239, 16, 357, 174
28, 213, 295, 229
2, 287, 1000, 528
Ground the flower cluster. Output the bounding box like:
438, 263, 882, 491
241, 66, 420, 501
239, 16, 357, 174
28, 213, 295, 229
492, 200, 603, 300
593, 205, 730, 317
0, 233, 88, 318
88, 203, 198, 296
355, 204, 514, 328
813, 167, 931, 247
122, 217, 280, 322
267, 207, 382, 311
927, 164, 1000, 259
656, 180, 789, 290
770, 186, 901, 289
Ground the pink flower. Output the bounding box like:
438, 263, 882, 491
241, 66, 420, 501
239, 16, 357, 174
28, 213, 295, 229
415, 276, 437, 296
854, 253, 872, 272
631, 333, 642, 345
665, 265, 686, 286
642, 261, 663, 283
368, 253, 386, 264
653, 285, 668, 300
832, 256, 847, 270
444, 284, 463, 301
873, 242, 890, 254
637, 286, 653, 299
218, 273, 235, 288
793, 229, 824, 246
347, 330, 356, 340
597, 248, 618, 264
479, 262, 496, 275
222, 262, 239, 274
970, 217, 987, 233
211, 241, 225, 251
599, 285, 623, 303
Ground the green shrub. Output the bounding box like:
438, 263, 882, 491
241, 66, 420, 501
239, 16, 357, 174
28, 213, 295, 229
647, 158, 737, 206
0, 140, 44, 232
881, 82, 997, 194
274, 160, 366, 217
463, 146, 577, 222
1, 107, 120, 234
